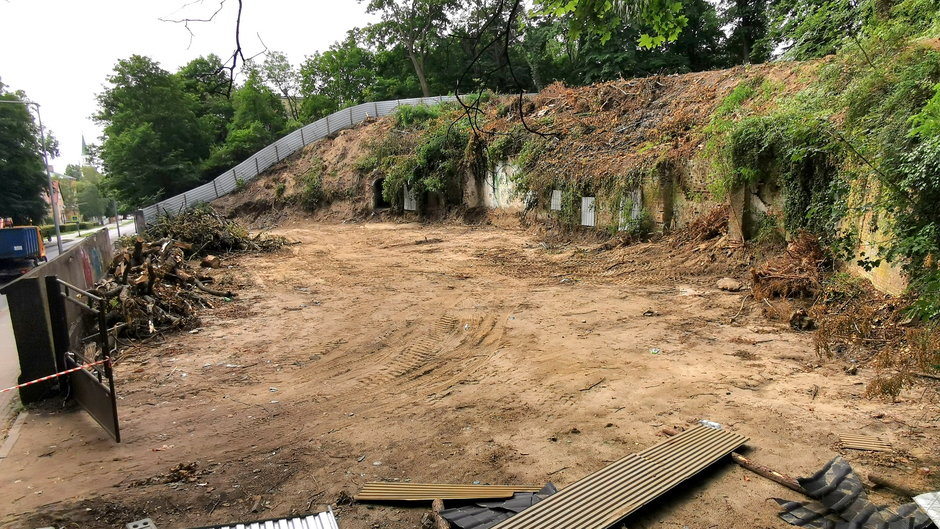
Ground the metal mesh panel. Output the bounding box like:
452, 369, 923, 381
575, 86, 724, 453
216, 171, 239, 195
279, 131, 303, 153
377, 101, 399, 114
141, 205, 159, 223
306, 121, 328, 138
581, 197, 596, 227
329, 108, 353, 130
158, 195, 186, 216
186, 182, 216, 204
255, 147, 278, 172
351, 104, 371, 123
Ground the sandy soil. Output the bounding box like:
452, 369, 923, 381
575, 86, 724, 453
2, 221, 938, 529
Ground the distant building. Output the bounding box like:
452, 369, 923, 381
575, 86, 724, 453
42, 167, 80, 223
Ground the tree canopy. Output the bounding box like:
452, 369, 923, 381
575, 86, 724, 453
0, 80, 58, 224
95, 55, 210, 207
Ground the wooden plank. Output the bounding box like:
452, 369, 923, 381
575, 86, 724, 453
355, 483, 543, 501
490, 426, 748, 529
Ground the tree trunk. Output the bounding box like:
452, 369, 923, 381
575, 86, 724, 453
408, 51, 431, 97
524, 52, 544, 91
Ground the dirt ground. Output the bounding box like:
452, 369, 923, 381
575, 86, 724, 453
2, 220, 939, 529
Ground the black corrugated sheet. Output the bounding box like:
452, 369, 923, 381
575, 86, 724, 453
774, 456, 935, 529
439, 484, 558, 529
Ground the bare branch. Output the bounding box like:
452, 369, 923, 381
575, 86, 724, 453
453, 0, 558, 140
161, 0, 258, 96
160, 0, 227, 49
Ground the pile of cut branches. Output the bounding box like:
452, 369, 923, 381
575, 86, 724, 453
673, 205, 730, 244
145, 204, 289, 257
93, 207, 290, 338
751, 231, 827, 299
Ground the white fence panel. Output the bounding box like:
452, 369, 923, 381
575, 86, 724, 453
377, 101, 399, 114
403, 185, 417, 211
351, 104, 372, 124
581, 197, 596, 227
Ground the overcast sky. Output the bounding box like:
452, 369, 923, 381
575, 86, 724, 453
0, 0, 375, 170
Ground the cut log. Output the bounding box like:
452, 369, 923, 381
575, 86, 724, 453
731, 452, 805, 494
201, 255, 222, 268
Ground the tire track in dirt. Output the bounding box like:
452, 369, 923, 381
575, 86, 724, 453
354, 314, 458, 390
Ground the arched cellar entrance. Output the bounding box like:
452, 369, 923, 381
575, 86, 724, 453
373, 178, 391, 209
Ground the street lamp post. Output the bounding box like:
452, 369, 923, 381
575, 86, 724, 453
0, 99, 64, 253
112, 199, 121, 238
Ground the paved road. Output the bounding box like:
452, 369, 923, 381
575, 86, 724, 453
0, 220, 135, 415
45, 220, 135, 261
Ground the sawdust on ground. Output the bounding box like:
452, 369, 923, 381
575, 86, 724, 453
3, 220, 938, 529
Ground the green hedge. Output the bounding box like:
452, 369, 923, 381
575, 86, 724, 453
39, 222, 101, 238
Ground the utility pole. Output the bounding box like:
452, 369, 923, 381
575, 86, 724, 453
0, 99, 64, 253
113, 199, 121, 238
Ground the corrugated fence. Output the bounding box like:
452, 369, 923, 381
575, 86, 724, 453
135, 95, 457, 232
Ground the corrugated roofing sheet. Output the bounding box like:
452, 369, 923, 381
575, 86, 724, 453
188, 508, 339, 529
841, 433, 892, 452
355, 483, 543, 501
489, 425, 748, 529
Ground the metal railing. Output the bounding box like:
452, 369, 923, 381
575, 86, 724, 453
135, 95, 458, 231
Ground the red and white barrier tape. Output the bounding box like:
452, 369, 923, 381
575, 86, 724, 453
0, 357, 111, 393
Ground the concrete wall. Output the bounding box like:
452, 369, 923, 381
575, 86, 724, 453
465, 153, 904, 297
465, 162, 526, 211
0, 229, 113, 402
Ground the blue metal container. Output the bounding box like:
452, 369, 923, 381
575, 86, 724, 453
0, 227, 43, 260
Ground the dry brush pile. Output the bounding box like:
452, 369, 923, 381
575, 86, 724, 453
94, 206, 290, 339
748, 231, 939, 399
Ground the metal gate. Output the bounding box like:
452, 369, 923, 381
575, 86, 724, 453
45, 276, 121, 442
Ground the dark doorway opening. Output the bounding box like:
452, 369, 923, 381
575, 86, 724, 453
373, 179, 391, 209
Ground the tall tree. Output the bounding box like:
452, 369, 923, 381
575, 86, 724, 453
177, 54, 236, 149
534, 0, 690, 48
721, 0, 772, 64
95, 55, 210, 207
76, 167, 108, 220
300, 34, 377, 113
767, 0, 870, 60
364, 0, 455, 97
261, 51, 301, 120
0, 81, 58, 224
204, 69, 288, 172
64, 163, 83, 179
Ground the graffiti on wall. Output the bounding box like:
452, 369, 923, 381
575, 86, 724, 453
79, 245, 105, 287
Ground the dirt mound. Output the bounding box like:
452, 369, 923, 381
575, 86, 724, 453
213, 62, 818, 229
489, 62, 816, 190
213, 118, 394, 226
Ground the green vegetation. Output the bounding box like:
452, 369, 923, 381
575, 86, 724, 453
394, 104, 440, 127
40, 222, 100, 238
85, 0, 846, 213
699, 0, 940, 319
355, 103, 474, 211
0, 81, 59, 224
301, 157, 327, 211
